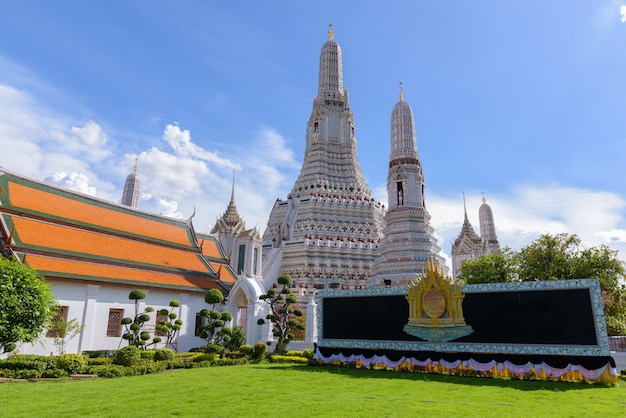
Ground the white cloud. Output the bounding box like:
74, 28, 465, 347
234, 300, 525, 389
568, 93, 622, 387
620, 5, 626, 22
223, 127, 301, 231
428, 184, 626, 264
45, 171, 97, 196
133, 147, 211, 201
71, 121, 108, 147
163, 123, 239, 170
595, 229, 626, 243
156, 198, 184, 219
0, 81, 111, 180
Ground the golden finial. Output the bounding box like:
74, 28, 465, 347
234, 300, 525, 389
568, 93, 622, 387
399, 81, 404, 102
6, 225, 15, 245
328, 22, 334, 40
133, 158, 138, 173
482, 192, 486, 204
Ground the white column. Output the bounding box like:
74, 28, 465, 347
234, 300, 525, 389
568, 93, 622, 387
78, 284, 100, 353
305, 298, 318, 343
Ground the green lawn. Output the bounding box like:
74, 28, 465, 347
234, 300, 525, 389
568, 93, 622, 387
1, 363, 624, 417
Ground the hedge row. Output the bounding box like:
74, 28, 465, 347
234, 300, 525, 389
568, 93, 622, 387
0, 346, 314, 380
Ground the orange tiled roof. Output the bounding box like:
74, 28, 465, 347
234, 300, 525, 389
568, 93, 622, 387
198, 234, 237, 284
7, 216, 214, 275
0, 169, 234, 293
26, 254, 221, 291
2, 175, 197, 248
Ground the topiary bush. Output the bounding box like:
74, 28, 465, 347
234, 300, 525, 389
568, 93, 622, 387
57, 353, 86, 374
154, 348, 175, 361
239, 344, 253, 357
193, 353, 219, 362
113, 345, 141, 366
204, 344, 225, 357
252, 342, 267, 360
141, 350, 156, 360
302, 349, 315, 360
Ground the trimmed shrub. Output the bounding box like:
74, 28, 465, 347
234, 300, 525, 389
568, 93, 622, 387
90, 365, 127, 378
42, 369, 68, 378
0, 369, 16, 378
224, 351, 247, 359
57, 353, 86, 374
0, 355, 54, 372
286, 350, 304, 357
154, 348, 175, 361
252, 342, 267, 360
114, 345, 141, 366
82, 350, 115, 358
193, 353, 219, 362
270, 355, 309, 364
239, 344, 253, 357
16, 369, 43, 379
302, 349, 315, 360
175, 352, 197, 359
204, 344, 225, 357
87, 357, 113, 366
141, 350, 156, 360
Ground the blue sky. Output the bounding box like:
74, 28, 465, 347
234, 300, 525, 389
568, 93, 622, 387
1, 1, 625, 266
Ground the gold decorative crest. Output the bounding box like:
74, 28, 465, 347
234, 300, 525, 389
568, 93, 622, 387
404, 259, 473, 342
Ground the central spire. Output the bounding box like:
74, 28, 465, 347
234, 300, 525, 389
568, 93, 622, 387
292, 25, 369, 196
317, 22, 343, 98
262, 26, 384, 289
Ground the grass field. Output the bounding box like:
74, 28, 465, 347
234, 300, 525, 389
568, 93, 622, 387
1, 363, 624, 417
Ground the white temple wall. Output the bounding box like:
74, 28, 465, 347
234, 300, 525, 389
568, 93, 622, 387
10, 280, 212, 356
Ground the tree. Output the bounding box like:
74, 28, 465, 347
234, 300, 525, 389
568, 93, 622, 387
197, 289, 233, 348
257, 274, 305, 354
0, 256, 56, 353
459, 248, 517, 284
223, 325, 246, 352
48, 311, 85, 355
458, 233, 626, 335
121, 289, 161, 349
155, 299, 183, 352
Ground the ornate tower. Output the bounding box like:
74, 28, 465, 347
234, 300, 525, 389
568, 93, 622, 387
479, 195, 500, 255
370, 85, 446, 287
211, 175, 262, 279
262, 24, 385, 289
451, 194, 482, 280
451, 194, 500, 280
121, 161, 141, 209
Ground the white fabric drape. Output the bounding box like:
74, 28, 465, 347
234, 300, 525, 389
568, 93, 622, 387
313, 348, 615, 382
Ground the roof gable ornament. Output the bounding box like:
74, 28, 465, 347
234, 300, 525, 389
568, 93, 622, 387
403, 258, 473, 342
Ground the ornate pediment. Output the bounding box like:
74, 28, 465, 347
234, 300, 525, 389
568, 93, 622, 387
404, 258, 473, 342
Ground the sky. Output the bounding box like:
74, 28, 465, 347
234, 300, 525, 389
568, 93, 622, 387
1, 1, 625, 268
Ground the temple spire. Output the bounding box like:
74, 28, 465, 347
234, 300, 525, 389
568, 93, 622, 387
328, 22, 334, 40
121, 160, 141, 209
463, 192, 469, 223
399, 81, 404, 102
229, 170, 236, 206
